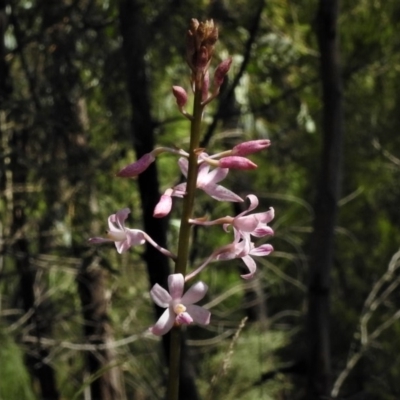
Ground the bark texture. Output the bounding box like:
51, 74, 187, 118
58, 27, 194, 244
77, 259, 126, 400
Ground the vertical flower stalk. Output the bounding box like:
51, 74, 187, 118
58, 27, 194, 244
167, 19, 218, 400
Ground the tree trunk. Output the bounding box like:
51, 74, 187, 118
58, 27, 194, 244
118, 3, 199, 399
4, 5, 60, 398
306, 0, 343, 398
10, 127, 60, 400
39, 2, 125, 397
0, 0, 12, 102
77, 258, 126, 400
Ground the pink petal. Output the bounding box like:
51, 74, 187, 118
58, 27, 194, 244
115, 240, 131, 254
252, 226, 274, 237
200, 167, 228, 185
254, 207, 275, 223
249, 244, 274, 257
126, 229, 146, 246
186, 305, 211, 325
245, 195, 259, 213
153, 194, 172, 218
234, 215, 259, 232
116, 153, 155, 178
109, 208, 130, 231
176, 311, 193, 325
181, 281, 208, 305
196, 163, 211, 186
216, 248, 237, 261
235, 238, 252, 258
172, 183, 187, 198
150, 284, 172, 307
178, 158, 188, 178
240, 255, 257, 279
223, 223, 233, 233
150, 308, 175, 336
168, 274, 185, 300
202, 184, 243, 202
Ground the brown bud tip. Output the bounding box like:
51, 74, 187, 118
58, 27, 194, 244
186, 19, 219, 74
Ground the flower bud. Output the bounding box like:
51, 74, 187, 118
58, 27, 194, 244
218, 156, 257, 170
202, 72, 210, 102
214, 58, 232, 88
117, 153, 155, 178
232, 139, 271, 156
196, 46, 209, 70
153, 194, 172, 218
172, 86, 188, 108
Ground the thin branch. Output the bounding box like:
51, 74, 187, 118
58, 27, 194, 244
331, 249, 400, 398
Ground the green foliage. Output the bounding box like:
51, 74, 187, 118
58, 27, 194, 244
198, 328, 291, 399
0, 332, 37, 400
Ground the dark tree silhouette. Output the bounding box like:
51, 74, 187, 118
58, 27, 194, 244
306, 0, 344, 398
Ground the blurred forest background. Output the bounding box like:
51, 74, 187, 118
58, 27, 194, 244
1, 0, 400, 399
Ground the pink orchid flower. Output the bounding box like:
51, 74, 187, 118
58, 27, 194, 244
89, 208, 176, 258
150, 273, 211, 335
185, 229, 274, 281
226, 194, 274, 238
174, 157, 243, 202
153, 157, 243, 217
215, 229, 273, 279
190, 194, 274, 238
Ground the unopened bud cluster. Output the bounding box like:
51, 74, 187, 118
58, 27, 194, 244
186, 19, 218, 81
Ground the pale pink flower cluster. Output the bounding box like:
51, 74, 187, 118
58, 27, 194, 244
88, 55, 275, 336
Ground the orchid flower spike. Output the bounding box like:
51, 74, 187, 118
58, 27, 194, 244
89, 208, 176, 259
150, 273, 211, 335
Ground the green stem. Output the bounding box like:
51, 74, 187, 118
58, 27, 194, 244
167, 83, 204, 400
